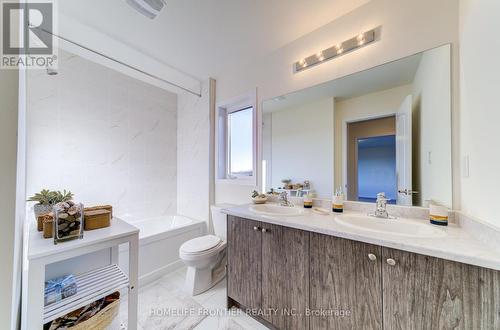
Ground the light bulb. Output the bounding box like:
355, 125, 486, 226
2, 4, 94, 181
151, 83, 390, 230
335, 43, 343, 54
357, 33, 365, 45
316, 51, 324, 61
298, 59, 307, 67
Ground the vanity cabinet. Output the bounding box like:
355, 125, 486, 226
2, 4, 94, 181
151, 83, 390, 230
261, 222, 309, 329
227, 216, 500, 330
227, 216, 262, 310
227, 216, 310, 329
382, 247, 500, 329
310, 233, 382, 329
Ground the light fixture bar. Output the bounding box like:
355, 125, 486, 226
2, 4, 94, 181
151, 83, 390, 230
294, 29, 376, 73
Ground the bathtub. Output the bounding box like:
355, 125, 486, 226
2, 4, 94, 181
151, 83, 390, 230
119, 215, 206, 286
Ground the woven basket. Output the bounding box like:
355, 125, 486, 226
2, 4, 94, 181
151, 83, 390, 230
70, 299, 119, 330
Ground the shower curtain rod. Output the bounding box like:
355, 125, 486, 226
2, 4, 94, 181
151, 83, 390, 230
34, 26, 202, 97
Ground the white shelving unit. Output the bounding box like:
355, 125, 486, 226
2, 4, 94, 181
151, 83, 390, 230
43, 264, 129, 323
22, 214, 139, 330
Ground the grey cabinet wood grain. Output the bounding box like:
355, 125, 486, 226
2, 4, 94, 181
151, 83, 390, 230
310, 233, 383, 330
261, 223, 309, 330
227, 215, 262, 310
227, 216, 500, 330
382, 247, 500, 330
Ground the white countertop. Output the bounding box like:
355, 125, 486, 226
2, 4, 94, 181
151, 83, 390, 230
27, 216, 139, 260
223, 204, 500, 271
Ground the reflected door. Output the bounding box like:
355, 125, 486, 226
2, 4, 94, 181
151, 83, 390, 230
396, 95, 413, 206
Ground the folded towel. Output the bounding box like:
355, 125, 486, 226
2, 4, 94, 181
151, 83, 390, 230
44, 274, 78, 306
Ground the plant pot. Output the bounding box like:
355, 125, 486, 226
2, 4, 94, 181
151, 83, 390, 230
252, 196, 268, 204
34, 203, 53, 216
34, 204, 53, 231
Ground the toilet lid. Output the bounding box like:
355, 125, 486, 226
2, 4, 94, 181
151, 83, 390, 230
180, 235, 222, 254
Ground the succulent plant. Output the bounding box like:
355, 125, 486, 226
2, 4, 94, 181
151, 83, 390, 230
27, 189, 54, 205
28, 189, 74, 206
53, 190, 74, 204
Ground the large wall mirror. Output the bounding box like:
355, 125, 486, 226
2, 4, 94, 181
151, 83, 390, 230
262, 44, 452, 207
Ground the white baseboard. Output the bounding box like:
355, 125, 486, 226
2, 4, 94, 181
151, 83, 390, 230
138, 259, 184, 287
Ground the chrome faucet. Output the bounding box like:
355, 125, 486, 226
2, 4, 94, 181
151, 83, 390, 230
372, 192, 390, 219
279, 191, 294, 207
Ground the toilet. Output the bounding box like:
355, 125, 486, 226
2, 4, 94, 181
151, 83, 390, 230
179, 204, 233, 295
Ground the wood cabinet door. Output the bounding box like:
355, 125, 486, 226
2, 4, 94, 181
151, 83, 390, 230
261, 223, 310, 330
227, 216, 262, 310
310, 234, 383, 330
382, 247, 500, 330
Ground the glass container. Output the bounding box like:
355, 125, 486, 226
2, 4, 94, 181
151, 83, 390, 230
53, 201, 84, 244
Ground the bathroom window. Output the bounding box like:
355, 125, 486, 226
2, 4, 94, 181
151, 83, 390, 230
216, 90, 257, 183
227, 107, 254, 178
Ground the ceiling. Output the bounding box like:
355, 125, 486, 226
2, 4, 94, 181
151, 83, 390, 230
59, 0, 371, 80
263, 51, 423, 113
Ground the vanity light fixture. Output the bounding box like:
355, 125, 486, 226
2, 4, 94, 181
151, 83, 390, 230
294, 28, 376, 73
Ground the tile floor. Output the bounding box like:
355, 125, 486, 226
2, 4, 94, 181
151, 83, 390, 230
118, 267, 269, 329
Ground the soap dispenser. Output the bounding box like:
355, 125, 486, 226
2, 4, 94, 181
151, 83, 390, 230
429, 201, 449, 226
332, 187, 344, 213
303, 192, 314, 208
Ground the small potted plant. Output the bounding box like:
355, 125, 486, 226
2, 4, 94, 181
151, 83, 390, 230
251, 190, 268, 204
28, 189, 74, 230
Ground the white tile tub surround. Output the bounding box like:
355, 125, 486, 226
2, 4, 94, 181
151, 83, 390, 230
26, 50, 178, 218
177, 81, 211, 224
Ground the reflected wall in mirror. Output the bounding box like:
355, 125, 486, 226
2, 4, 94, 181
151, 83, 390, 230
262, 44, 452, 207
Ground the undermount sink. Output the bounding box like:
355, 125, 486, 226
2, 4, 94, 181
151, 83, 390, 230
335, 214, 446, 238
249, 204, 305, 217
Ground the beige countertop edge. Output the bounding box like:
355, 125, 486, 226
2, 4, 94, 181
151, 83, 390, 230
223, 205, 500, 272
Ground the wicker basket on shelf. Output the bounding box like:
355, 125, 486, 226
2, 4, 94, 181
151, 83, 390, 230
70, 299, 119, 330
47, 292, 120, 330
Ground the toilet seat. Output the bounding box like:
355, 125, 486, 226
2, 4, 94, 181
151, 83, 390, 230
180, 235, 225, 259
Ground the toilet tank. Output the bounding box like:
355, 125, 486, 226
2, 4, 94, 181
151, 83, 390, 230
211, 204, 234, 240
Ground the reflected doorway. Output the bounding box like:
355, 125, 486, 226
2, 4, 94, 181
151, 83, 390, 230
346, 116, 397, 203
357, 135, 396, 203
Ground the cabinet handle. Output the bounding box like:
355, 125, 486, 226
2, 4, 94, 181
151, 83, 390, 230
253, 226, 260, 231
261, 228, 268, 233
368, 253, 377, 261
386, 258, 396, 266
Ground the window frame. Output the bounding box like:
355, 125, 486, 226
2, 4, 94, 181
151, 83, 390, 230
226, 106, 255, 180
216, 90, 257, 185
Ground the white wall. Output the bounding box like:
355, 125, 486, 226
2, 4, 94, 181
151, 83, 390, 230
267, 98, 334, 198
57, 14, 201, 97
0, 68, 19, 328
334, 84, 412, 190
215, 0, 459, 205
177, 80, 213, 227
459, 0, 500, 227
411, 46, 452, 207
27, 50, 178, 220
